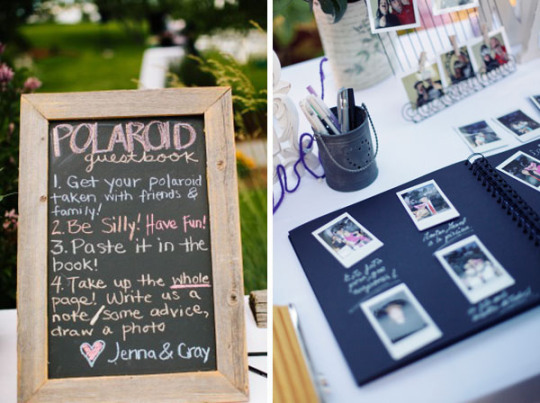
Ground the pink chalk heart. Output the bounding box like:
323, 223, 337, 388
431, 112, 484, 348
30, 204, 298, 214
80, 340, 106, 368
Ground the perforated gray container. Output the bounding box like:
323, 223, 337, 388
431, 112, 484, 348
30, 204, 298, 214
315, 105, 378, 192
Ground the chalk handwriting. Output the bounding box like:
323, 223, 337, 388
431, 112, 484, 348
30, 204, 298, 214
48, 117, 215, 376
52, 121, 197, 158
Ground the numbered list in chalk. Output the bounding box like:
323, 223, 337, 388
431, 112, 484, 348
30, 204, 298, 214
47, 117, 217, 378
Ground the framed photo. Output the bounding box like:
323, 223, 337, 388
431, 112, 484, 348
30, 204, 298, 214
396, 180, 460, 231
469, 28, 511, 74
432, 0, 479, 16
454, 120, 507, 153
18, 89, 248, 402
434, 235, 515, 304
366, 0, 421, 34
494, 109, 540, 142
401, 62, 445, 110
439, 46, 476, 86
312, 212, 383, 268
530, 95, 540, 111
496, 151, 540, 192
361, 283, 442, 360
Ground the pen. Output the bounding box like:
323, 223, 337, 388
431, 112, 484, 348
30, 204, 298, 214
346, 88, 356, 130
299, 99, 329, 135
308, 95, 341, 133
307, 95, 341, 135
337, 88, 350, 133
306, 85, 318, 97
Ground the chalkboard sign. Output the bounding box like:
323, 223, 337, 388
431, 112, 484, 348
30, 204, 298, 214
18, 88, 248, 402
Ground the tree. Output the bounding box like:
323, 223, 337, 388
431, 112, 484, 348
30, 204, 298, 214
0, 0, 36, 47
92, 0, 266, 38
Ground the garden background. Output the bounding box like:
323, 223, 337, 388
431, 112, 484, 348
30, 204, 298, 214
0, 0, 267, 308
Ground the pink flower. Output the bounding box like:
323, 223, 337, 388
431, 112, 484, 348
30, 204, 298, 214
23, 77, 42, 92
5, 209, 17, 219
3, 209, 18, 232
0, 63, 14, 83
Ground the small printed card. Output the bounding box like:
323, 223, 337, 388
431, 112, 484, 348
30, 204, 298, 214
396, 180, 460, 231
365, 0, 421, 34
312, 212, 383, 268
455, 120, 506, 153
361, 283, 442, 360
496, 151, 540, 192
439, 46, 476, 86
469, 28, 511, 75
401, 62, 445, 111
432, 0, 478, 16
494, 109, 540, 143
434, 235, 515, 304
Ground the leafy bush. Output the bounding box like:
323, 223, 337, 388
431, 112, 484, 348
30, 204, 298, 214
0, 43, 41, 308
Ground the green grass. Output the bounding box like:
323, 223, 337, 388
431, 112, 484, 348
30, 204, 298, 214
238, 180, 267, 293
18, 22, 146, 92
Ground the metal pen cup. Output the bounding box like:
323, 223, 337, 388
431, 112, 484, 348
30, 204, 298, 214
314, 104, 379, 192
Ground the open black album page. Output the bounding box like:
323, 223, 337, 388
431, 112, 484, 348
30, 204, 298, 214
289, 140, 540, 385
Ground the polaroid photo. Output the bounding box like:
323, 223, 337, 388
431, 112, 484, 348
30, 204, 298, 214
469, 28, 511, 74
366, 0, 421, 34
432, 0, 479, 16
401, 62, 445, 110
312, 212, 383, 268
494, 110, 540, 143
396, 180, 460, 231
439, 45, 476, 86
454, 120, 507, 154
496, 151, 540, 192
435, 235, 515, 304
361, 283, 442, 360
530, 95, 540, 111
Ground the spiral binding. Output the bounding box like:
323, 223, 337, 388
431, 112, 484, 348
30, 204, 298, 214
465, 154, 540, 247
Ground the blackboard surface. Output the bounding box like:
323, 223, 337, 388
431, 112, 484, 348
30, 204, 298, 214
47, 116, 216, 378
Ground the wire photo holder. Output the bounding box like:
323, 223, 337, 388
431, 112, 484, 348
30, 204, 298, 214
402, 55, 516, 123
369, 0, 518, 123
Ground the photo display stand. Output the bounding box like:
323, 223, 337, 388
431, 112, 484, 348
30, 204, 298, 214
373, 0, 517, 123
401, 56, 516, 123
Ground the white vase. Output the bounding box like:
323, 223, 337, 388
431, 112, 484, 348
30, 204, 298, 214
313, 0, 394, 89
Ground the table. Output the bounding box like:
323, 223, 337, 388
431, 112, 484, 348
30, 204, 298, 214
273, 56, 540, 402
0, 297, 267, 402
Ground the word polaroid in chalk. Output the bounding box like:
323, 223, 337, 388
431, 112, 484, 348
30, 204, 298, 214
51, 121, 197, 157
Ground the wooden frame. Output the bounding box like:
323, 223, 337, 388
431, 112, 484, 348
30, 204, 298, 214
17, 88, 248, 402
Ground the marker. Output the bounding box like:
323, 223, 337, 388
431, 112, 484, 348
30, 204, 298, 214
308, 95, 341, 133
299, 99, 328, 135
306, 95, 341, 135
306, 85, 318, 97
